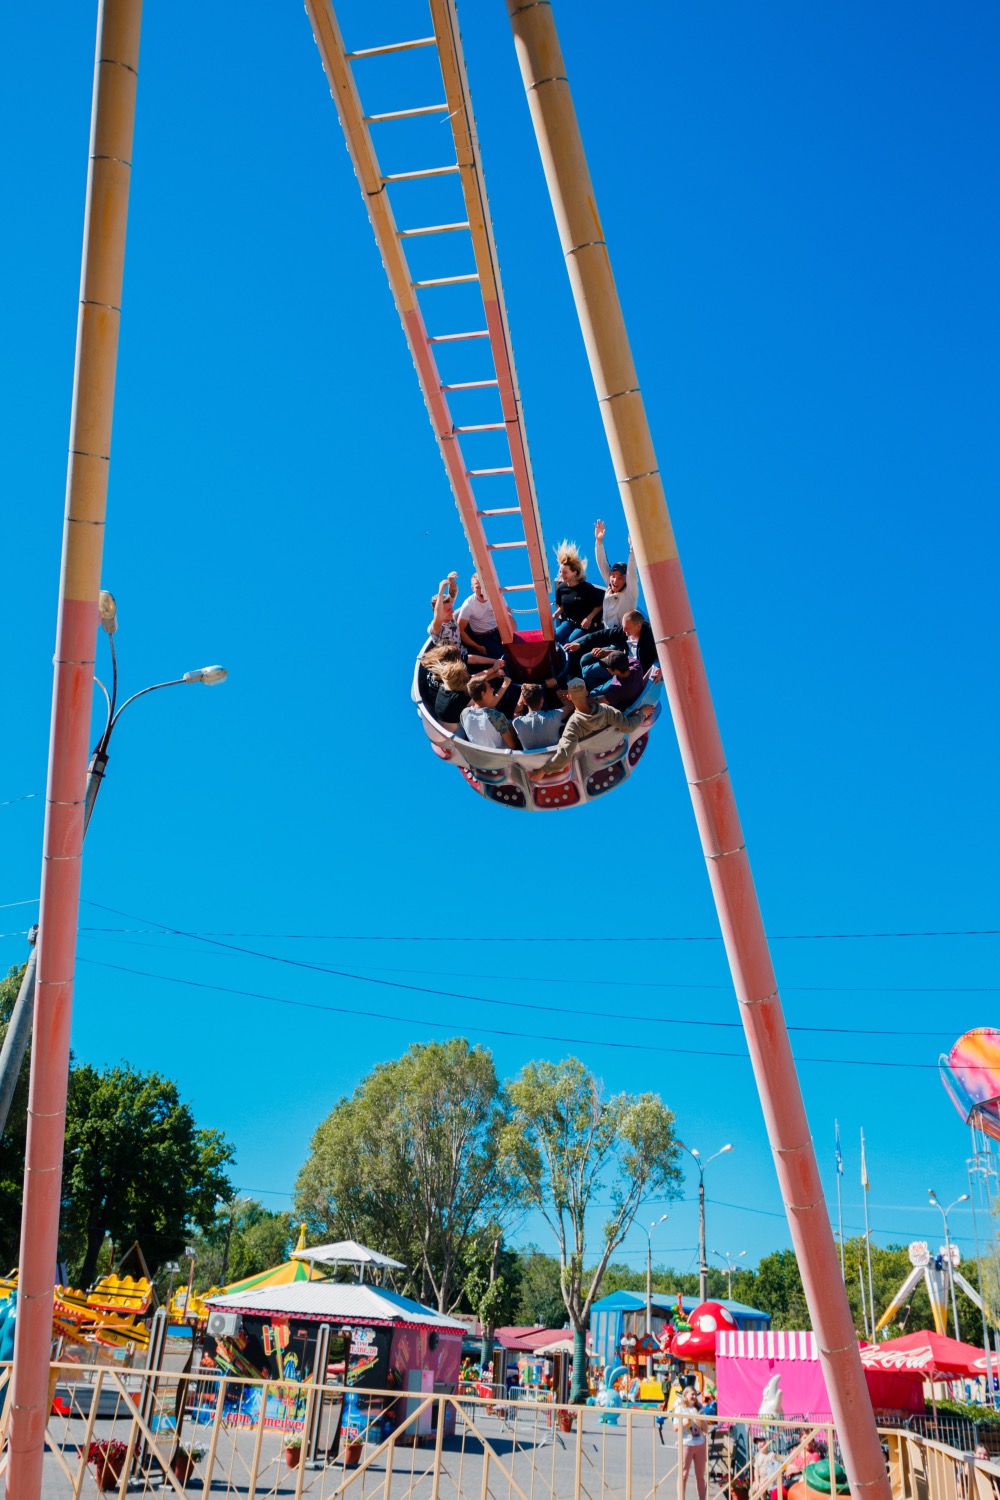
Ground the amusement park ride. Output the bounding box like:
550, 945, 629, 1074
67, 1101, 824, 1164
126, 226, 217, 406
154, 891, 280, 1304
305, 0, 663, 808
7, 2, 987, 1497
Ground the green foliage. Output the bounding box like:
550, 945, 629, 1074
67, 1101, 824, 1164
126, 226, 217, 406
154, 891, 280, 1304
938, 1399, 1000, 1425
0, 965, 29, 1269
294, 1039, 514, 1311
62, 1063, 234, 1286
501, 1056, 681, 1363
460, 1234, 521, 1345
733, 1249, 810, 1330
513, 1247, 567, 1328
189, 1198, 294, 1291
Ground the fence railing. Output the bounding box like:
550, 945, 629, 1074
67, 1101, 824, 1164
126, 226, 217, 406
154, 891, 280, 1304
2, 1360, 1000, 1500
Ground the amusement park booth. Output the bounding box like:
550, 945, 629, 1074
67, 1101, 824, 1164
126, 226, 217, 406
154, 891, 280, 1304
590, 1291, 770, 1369
716, 1329, 923, 1421
205, 1248, 464, 1435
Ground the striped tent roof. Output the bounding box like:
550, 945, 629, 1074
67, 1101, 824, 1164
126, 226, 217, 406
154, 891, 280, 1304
217, 1223, 327, 1297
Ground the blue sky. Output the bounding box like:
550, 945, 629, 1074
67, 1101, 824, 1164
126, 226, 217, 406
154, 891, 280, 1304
2, 0, 998, 1292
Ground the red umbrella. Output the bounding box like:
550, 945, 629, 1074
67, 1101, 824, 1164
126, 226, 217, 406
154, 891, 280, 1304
859, 1331, 990, 1381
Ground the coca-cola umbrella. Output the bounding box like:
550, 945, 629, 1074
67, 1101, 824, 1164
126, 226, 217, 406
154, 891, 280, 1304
859, 1331, 990, 1381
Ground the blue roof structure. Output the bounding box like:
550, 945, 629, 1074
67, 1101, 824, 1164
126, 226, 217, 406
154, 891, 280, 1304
590, 1290, 769, 1320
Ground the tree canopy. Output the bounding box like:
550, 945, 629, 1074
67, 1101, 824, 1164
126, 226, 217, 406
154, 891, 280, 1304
295, 1038, 514, 1311
62, 1063, 234, 1286
501, 1056, 681, 1399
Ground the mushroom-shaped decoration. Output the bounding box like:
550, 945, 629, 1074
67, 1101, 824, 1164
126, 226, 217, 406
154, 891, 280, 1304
670, 1300, 738, 1363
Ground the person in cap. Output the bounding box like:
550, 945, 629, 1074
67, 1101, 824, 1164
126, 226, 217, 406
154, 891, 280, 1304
594, 518, 638, 628
592, 649, 659, 711
528, 679, 651, 779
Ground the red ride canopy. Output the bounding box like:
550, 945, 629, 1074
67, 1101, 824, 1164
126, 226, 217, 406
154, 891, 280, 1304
860, 1332, 991, 1381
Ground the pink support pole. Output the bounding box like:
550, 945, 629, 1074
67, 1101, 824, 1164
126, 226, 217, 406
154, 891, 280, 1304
7, 2, 141, 1495
505, 5, 890, 1497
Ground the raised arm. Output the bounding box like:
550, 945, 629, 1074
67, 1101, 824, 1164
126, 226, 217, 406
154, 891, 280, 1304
594, 519, 611, 585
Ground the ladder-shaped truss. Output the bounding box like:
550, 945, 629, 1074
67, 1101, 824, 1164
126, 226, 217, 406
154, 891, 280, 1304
305, 0, 553, 643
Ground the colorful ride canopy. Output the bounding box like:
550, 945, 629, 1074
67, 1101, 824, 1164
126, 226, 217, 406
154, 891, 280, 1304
940, 1028, 1000, 1143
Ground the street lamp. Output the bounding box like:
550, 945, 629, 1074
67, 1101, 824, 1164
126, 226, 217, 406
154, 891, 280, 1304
712, 1248, 746, 1300
679, 1142, 734, 1302
163, 1261, 181, 1312
928, 1189, 969, 1341
0, 591, 227, 1137
638, 1214, 669, 1375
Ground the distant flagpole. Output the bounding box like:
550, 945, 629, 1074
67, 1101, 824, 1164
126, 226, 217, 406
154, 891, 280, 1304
858, 1254, 869, 1340
835, 1120, 845, 1279
861, 1128, 877, 1337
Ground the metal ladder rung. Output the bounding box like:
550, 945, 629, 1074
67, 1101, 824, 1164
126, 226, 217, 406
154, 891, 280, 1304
398, 222, 470, 238
412, 273, 479, 289
346, 37, 435, 60
487, 541, 528, 550
476, 506, 519, 516
443, 380, 499, 391
382, 165, 459, 182
500, 584, 535, 593
364, 104, 449, 123
428, 331, 489, 342
467, 466, 514, 476
454, 423, 505, 433
510, 608, 540, 615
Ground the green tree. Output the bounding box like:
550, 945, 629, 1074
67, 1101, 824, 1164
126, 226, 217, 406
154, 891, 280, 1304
295, 1039, 514, 1312
514, 1247, 566, 1328
733, 1249, 809, 1330
62, 1063, 234, 1285
0, 964, 29, 1270
461, 1233, 522, 1366
189, 1198, 294, 1291
502, 1057, 681, 1402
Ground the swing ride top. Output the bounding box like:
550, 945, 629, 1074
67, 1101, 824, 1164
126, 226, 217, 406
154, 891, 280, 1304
307, 0, 663, 808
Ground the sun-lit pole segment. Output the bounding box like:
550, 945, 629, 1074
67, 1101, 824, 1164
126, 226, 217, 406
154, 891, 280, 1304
504, 5, 890, 1496
7, 2, 142, 1494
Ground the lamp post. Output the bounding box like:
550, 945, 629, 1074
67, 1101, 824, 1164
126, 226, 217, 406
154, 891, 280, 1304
929, 1190, 969, 1341
0, 590, 226, 1137
183, 1245, 197, 1322
640, 1214, 669, 1371
680, 1143, 733, 1302
712, 1249, 746, 1301
163, 1261, 181, 1313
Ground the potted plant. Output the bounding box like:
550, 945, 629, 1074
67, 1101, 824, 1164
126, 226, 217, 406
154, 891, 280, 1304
88, 1439, 129, 1491
171, 1442, 205, 1485
343, 1437, 364, 1467
557, 1408, 574, 1434
283, 1435, 304, 1469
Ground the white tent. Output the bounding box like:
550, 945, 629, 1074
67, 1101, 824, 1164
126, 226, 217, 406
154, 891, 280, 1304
289, 1240, 406, 1286
206, 1280, 463, 1330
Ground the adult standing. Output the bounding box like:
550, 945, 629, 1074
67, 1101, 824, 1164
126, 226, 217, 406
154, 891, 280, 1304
672, 1385, 708, 1500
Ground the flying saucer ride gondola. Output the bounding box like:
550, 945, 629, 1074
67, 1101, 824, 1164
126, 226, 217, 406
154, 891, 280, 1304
308, 0, 662, 807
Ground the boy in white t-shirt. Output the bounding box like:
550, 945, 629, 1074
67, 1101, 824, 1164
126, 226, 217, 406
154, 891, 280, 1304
457, 573, 502, 660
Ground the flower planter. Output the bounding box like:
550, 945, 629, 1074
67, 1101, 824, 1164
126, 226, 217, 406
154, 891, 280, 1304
284, 1445, 303, 1468
171, 1454, 197, 1485
344, 1441, 364, 1467
558, 1413, 574, 1434
92, 1457, 126, 1491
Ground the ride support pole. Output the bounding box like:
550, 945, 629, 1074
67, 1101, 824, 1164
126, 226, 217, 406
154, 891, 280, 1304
505, 6, 890, 1498
7, 3, 142, 1495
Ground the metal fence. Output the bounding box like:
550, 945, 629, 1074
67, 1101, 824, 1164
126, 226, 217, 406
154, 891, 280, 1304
2, 1361, 1000, 1500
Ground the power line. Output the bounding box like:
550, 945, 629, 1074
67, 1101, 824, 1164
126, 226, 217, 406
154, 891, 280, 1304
0, 792, 40, 808
78, 954, 943, 1070
80, 900, 1000, 936
70, 934, 999, 1000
